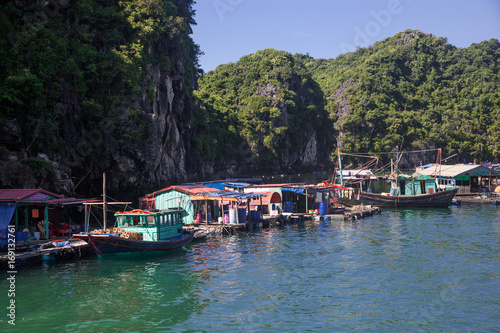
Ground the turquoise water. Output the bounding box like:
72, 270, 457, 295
2, 204, 500, 332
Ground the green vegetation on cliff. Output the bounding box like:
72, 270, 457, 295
0, 0, 201, 193
307, 30, 500, 162
0, 0, 199, 155
193, 49, 331, 172
194, 30, 500, 169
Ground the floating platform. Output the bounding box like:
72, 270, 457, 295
0, 238, 94, 269
184, 220, 266, 235
282, 205, 381, 223
454, 194, 499, 205
186, 205, 382, 234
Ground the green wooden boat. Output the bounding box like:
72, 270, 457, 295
74, 209, 193, 256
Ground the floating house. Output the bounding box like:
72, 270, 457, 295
245, 183, 334, 215
248, 192, 282, 215
0, 189, 96, 242
139, 185, 216, 223
244, 183, 303, 215
139, 185, 264, 224
416, 164, 500, 194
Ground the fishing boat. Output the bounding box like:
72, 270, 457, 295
74, 208, 193, 256
358, 174, 458, 208
331, 149, 458, 208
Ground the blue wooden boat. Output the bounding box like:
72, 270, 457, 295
74, 209, 193, 256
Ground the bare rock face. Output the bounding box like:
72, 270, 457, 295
0, 1, 196, 201
329, 79, 357, 150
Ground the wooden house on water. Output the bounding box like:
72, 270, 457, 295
139, 185, 265, 225
0, 189, 97, 243
244, 183, 333, 215
139, 185, 216, 224
415, 164, 500, 194
243, 183, 303, 215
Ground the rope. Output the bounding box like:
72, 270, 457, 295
342, 148, 441, 156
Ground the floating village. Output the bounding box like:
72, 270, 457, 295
1, 161, 500, 268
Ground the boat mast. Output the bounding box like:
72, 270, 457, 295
82, 173, 131, 232
338, 148, 344, 186
103, 172, 107, 232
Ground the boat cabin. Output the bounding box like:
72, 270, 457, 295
114, 209, 183, 241
392, 175, 438, 196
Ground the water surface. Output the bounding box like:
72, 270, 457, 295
2, 204, 499, 332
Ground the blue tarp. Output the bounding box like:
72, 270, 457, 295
52, 241, 72, 247
281, 188, 305, 194
281, 187, 330, 195
0, 204, 16, 230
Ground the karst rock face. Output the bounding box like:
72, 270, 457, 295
0, 0, 199, 200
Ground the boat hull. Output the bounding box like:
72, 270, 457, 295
74, 232, 194, 256
359, 188, 459, 208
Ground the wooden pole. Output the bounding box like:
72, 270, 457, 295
84, 204, 89, 233
25, 206, 29, 230
260, 196, 263, 217
338, 148, 344, 186
103, 173, 107, 232
235, 201, 239, 224
14, 205, 18, 231
247, 200, 251, 222
305, 188, 308, 213
44, 205, 49, 240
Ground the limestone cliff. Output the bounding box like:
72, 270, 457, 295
0, 0, 200, 200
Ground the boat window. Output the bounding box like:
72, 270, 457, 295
117, 216, 126, 227
147, 216, 154, 226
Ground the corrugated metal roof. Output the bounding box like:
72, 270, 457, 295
416, 164, 500, 177
0, 189, 62, 202
190, 191, 265, 202
147, 185, 216, 197
251, 183, 306, 188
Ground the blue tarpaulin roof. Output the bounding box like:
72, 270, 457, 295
0, 203, 16, 230
281, 186, 332, 195
282, 187, 305, 194
190, 191, 265, 202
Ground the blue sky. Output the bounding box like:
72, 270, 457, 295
191, 0, 500, 73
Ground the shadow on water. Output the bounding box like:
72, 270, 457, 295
7, 246, 208, 333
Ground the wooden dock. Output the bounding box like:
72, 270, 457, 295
184, 221, 264, 235
0, 238, 94, 269
453, 194, 499, 205
184, 205, 382, 234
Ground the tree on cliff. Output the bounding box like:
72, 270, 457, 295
0, 0, 201, 197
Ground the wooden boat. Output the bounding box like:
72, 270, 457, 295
331, 150, 458, 208
335, 174, 458, 208
74, 209, 193, 256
